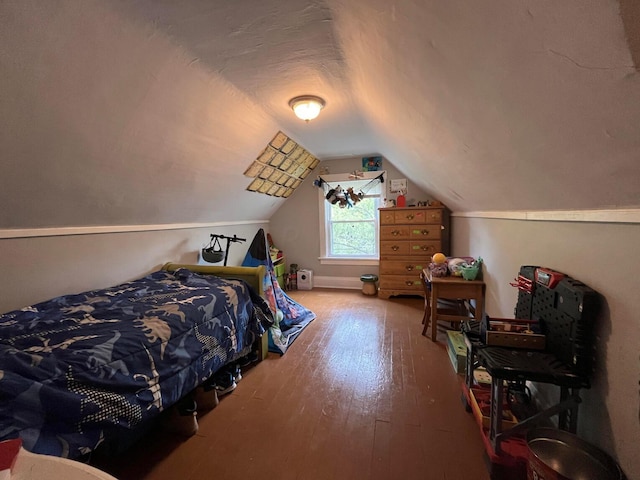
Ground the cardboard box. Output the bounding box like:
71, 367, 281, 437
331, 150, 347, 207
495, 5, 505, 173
446, 330, 467, 374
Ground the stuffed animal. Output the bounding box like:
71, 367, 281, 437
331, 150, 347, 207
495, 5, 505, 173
346, 187, 362, 204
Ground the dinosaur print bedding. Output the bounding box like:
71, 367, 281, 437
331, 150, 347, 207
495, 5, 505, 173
0, 268, 271, 459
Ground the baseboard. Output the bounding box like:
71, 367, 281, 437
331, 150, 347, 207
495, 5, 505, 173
312, 275, 362, 290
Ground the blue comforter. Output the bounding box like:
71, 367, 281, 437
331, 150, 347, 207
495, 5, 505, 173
0, 269, 271, 459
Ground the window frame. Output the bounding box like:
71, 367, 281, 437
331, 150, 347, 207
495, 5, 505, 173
317, 171, 386, 266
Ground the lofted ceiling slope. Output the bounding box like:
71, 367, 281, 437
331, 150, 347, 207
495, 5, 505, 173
113, 0, 640, 213
2, 1, 639, 230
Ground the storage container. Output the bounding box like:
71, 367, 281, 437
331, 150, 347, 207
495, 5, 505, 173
273, 262, 286, 289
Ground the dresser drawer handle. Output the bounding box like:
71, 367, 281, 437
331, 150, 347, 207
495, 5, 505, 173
421, 229, 430, 235
405, 265, 414, 271
420, 245, 432, 251
405, 281, 413, 286
391, 230, 400, 236
406, 214, 415, 220
391, 245, 400, 251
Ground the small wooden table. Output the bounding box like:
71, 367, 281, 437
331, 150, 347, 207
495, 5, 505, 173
423, 268, 485, 342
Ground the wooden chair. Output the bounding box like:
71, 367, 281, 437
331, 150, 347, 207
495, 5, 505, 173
420, 271, 470, 338
420, 271, 432, 334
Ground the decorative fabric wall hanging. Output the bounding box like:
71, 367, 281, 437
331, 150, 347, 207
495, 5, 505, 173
244, 131, 320, 197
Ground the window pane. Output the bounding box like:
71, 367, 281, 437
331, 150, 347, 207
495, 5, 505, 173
330, 221, 377, 255
327, 196, 379, 257
330, 197, 377, 221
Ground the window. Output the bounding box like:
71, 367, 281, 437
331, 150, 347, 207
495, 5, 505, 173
318, 172, 385, 265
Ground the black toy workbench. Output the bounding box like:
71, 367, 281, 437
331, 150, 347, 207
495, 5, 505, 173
461, 266, 600, 478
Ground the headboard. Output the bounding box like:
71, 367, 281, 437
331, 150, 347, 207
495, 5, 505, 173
161, 263, 266, 297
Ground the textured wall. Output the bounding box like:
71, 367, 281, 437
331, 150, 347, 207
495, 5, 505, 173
0, 223, 268, 314
329, 0, 640, 212
3, 0, 639, 229
0, 1, 283, 229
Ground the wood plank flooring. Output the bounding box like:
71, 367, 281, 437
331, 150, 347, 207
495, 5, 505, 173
94, 289, 491, 480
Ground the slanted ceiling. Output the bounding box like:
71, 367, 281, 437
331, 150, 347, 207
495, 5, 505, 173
1, 0, 639, 230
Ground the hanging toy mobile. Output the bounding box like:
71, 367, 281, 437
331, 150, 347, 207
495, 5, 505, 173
314, 172, 384, 209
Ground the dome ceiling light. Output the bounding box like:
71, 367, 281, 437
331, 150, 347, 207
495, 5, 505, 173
288, 95, 326, 122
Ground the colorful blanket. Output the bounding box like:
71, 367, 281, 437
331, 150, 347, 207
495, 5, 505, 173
0, 269, 271, 458
242, 229, 316, 354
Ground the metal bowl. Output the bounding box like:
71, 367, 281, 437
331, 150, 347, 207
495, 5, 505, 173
527, 428, 626, 480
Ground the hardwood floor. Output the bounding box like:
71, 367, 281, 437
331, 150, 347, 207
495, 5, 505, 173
94, 289, 491, 480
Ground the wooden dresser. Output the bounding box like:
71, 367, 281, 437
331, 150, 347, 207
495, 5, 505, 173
378, 206, 450, 299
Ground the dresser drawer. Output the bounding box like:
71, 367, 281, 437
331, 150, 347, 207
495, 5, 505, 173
380, 241, 411, 256
393, 209, 442, 225
408, 225, 441, 240
409, 241, 440, 255
380, 225, 410, 240
380, 225, 441, 241
379, 275, 423, 291
380, 210, 396, 225
381, 240, 440, 256
379, 259, 430, 275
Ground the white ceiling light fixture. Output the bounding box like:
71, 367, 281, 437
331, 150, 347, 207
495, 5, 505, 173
289, 95, 326, 122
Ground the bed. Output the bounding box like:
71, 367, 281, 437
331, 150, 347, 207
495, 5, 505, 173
0, 263, 271, 460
